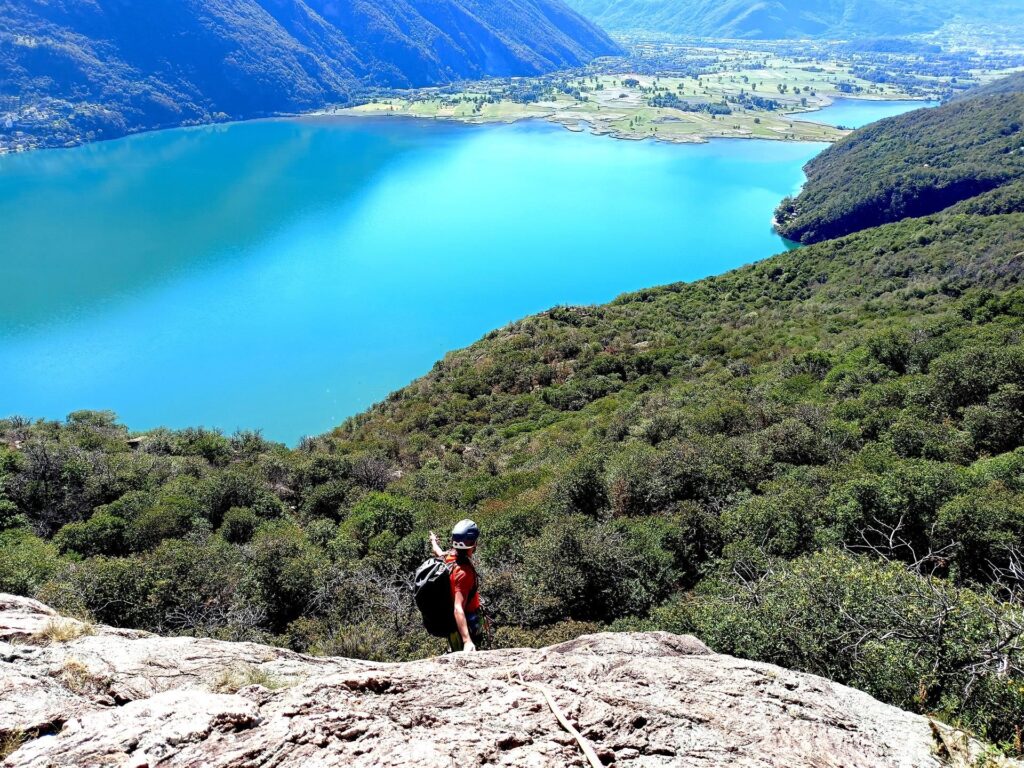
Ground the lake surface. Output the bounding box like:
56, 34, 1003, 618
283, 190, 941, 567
0, 118, 823, 443
792, 98, 939, 129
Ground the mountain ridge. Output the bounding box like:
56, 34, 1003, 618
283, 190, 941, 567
0, 0, 620, 151
561, 0, 1024, 40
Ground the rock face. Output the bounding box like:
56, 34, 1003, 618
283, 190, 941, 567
0, 594, 1013, 767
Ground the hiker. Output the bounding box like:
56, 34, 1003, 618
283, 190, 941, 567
429, 519, 482, 652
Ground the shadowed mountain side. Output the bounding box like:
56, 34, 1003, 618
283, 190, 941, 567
775, 73, 1024, 243
0, 0, 620, 151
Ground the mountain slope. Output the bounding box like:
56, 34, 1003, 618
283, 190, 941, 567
4, 210, 1024, 746
0, 0, 620, 150
775, 72, 1024, 243
1, 594, 1010, 767
562, 0, 1024, 39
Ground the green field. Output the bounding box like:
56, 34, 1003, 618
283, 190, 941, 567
335, 49, 948, 144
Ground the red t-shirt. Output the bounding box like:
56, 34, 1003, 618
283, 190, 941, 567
445, 553, 480, 613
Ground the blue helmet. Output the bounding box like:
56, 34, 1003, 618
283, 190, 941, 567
452, 519, 480, 549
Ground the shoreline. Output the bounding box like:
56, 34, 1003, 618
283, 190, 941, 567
302, 107, 841, 147
1, 91, 937, 157
307, 102, 852, 146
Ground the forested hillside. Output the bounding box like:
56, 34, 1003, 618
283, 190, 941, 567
775, 73, 1024, 243
0, 0, 619, 150
563, 0, 1024, 39
4, 203, 1024, 747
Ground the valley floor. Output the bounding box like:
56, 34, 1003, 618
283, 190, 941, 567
331, 88, 846, 145
327, 44, 985, 144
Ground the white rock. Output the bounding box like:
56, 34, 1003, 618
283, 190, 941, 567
0, 595, 1017, 768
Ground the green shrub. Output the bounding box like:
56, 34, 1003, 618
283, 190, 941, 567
935, 488, 1024, 582
338, 493, 415, 556
299, 480, 350, 521
127, 496, 199, 550
219, 506, 259, 545
173, 428, 232, 466
54, 513, 127, 557
605, 443, 667, 517
494, 620, 601, 650
199, 469, 284, 527
515, 516, 676, 626
242, 522, 322, 632
40, 556, 157, 628
0, 529, 64, 595
721, 479, 821, 558
553, 450, 608, 518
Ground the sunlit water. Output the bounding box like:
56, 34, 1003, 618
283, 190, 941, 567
792, 98, 940, 129
0, 117, 825, 443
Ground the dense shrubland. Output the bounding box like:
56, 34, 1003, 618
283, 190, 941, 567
3, 207, 1024, 748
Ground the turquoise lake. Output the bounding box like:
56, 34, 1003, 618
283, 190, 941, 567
0, 117, 829, 443
793, 98, 940, 129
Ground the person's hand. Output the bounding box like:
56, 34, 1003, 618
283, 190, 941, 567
463, 641, 476, 653
429, 530, 439, 546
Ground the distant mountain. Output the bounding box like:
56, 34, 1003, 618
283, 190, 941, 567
775, 72, 1024, 243
562, 0, 1024, 39
0, 0, 620, 150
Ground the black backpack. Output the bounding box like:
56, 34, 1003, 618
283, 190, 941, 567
413, 556, 477, 637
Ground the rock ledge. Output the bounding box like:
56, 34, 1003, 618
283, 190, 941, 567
0, 594, 1013, 767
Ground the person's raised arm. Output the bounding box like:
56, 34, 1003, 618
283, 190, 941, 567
429, 530, 445, 559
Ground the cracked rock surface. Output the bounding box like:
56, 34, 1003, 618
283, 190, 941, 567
0, 593, 1015, 767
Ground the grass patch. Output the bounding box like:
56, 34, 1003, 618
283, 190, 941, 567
0, 730, 27, 760
30, 619, 94, 646
57, 658, 107, 696
211, 665, 288, 694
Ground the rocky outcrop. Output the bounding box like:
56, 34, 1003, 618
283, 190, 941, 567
0, 594, 1015, 767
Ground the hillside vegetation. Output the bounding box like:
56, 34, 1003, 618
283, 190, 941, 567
563, 0, 1024, 40
0, 0, 619, 150
5, 61, 1024, 756
776, 73, 1024, 243
3, 205, 1024, 748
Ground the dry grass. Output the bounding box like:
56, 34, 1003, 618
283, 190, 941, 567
930, 720, 1015, 768
30, 619, 95, 646
57, 658, 107, 696
211, 664, 288, 694
0, 730, 27, 760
